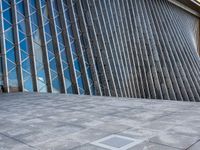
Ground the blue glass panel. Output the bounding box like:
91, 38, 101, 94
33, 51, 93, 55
5, 39, 13, 50
67, 27, 73, 38
4, 0, 11, 4
24, 79, 33, 91
31, 13, 38, 25
7, 60, 15, 71
47, 41, 54, 53
44, 23, 51, 35
59, 43, 65, 51
21, 51, 28, 61
16, 2, 25, 15
48, 51, 54, 60
30, 0, 36, 6
2, 0, 10, 10
67, 86, 73, 94
3, 9, 12, 23
3, 19, 12, 31
17, 12, 25, 23
50, 59, 57, 71
39, 85, 47, 92
51, 70, 57, 80
18, 20, 26, 33
52, 77, 60, 92
58, 34, 64, 44
32, 30, 40, 44
45, 33, 52, 42
23, 71, 31, 80
71, 43, 76, 53
18, 31, 26, 42
5, 29, 14, 43
7, 48, 15, 61
40, 0, 46, 7
31, 23, 38, 33
61, 51, 67, 62
20, 39, 29, 52
74, 59, 81, 71
8, 68, 18, 87
22, 60, 31, 72
78, 77, 84, 90
29, 5, 36, 14
62, 62, 68, 69
38, 69, 46, 80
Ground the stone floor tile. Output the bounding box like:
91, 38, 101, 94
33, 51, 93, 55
187, 141, 200, 150
149, 133, 199, 149
128, 141, 180, 150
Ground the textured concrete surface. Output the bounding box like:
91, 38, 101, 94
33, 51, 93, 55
0, 93, 200, 150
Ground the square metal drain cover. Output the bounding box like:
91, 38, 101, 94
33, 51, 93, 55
91, 135, 142, 150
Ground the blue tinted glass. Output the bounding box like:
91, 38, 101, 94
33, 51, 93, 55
21, 51, 28, 61
5, 39, 13, 50
40, 0, 46, 7
2, 0, 10, 10
45, 32, 52, 42
24, 79, 33, 91
22, 60, 31, 72
47, 41, 54, 53
3, 19, 12, 31
18, 20, 26, 32
7, 59, 15, 71
78, 77, 84, 89
17, 2, 25, 14
5, 29, 14, 42
61, 51, 67, 62
44, 23, 51, 35
30, 0, 36, 6
20, 39, 29, 52
7, 48, 15, 61
58, 34, 64, 44
17, 12, 25, 22
67, 86, 73, 94
18, 31, 26, 42
31, 13, 38, 25
38, 69, 46, 79
64, 69, 71, 80
52, 77, 60, 92
71, 43, 76, 53
8, 69, 18, 84
74, 59, 81, 71
50, 59, 57, 71
3, 9, 12, 23
67, 27, 73, 37
48, 51, 54, 60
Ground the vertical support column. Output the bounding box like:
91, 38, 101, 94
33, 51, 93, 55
57, 0, 78, 94
46, 0, 66, 93
11, 0, 23, 92
67, 0, 91, 95
0, 1, 9, 92
106, 0, 128, 97
90, 0, 118, 97
73, 0, 102, 95
36, 0, 52, 93
80, 0, 111, 96
24, 0, 38, 92
199, 20, 200, 56
143, 0, 176, 100
95, 0, 123, 97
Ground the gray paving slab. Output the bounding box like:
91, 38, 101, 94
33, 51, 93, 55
187, 141, 200, 150
127, 141, 180, 150
149, 133, 199, 149
0, 93, 200, 150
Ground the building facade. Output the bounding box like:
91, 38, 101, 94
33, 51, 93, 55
0, 0, 200, 101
